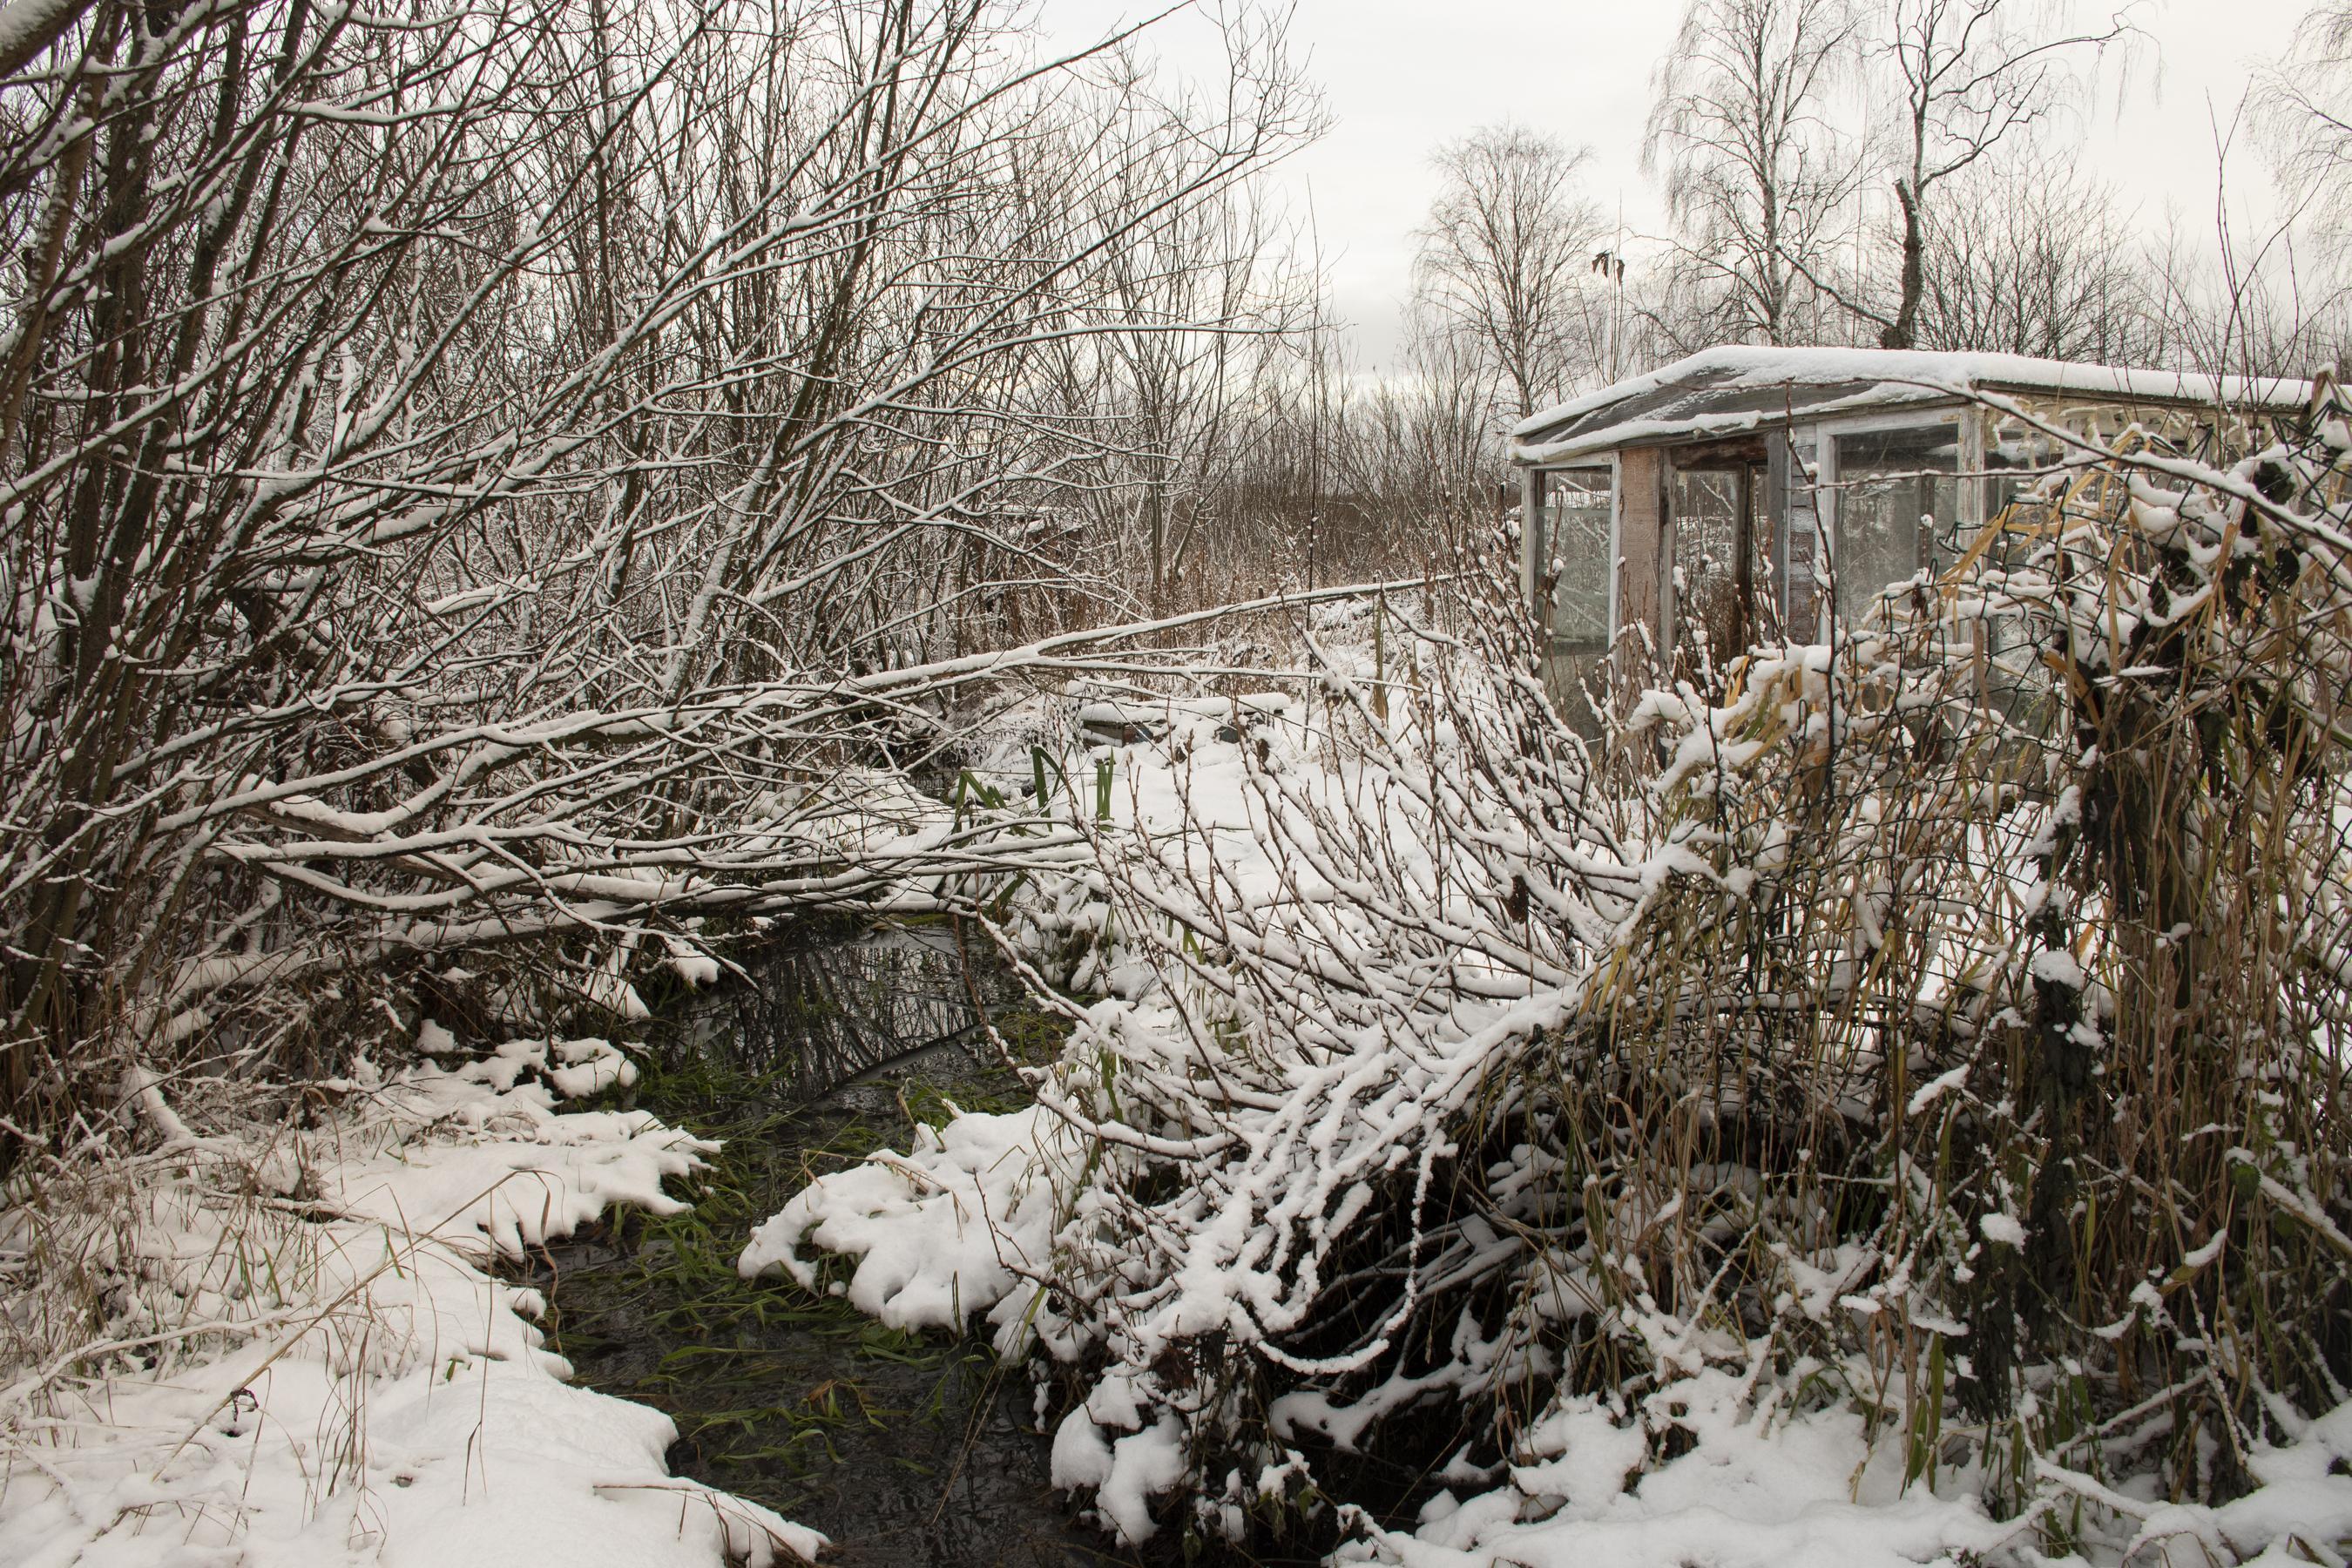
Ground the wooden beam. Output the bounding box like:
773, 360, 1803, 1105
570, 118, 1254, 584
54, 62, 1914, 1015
1519, 466, 1544, 635
1615, 447, 1666, 673
1669, 436, 1770, 469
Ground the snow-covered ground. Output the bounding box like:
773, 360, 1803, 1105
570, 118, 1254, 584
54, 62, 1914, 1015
1337, 1370, 2352, 1568
0, 1042, 821, 1568
22, 597, 2352, 1568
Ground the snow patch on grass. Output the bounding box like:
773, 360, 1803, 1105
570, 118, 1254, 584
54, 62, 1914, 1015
0, 1052, 821, 1568
737, 1102, 1081, 1338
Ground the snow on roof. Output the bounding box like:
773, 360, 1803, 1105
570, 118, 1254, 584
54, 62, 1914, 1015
1511, 346, 2313, 466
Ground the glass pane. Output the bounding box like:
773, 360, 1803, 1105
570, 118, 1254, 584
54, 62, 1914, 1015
1544, 470, 1612, 645
1834, 424, 1960, 618
1983, 413, 2072, 524
1672, 468, 1746, 665
1977, 411, 2099, 730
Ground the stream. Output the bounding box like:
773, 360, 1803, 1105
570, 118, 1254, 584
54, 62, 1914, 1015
532, 923, 1148, 1568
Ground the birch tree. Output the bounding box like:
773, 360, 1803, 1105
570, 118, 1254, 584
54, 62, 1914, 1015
1644, 0, 1865, 346
2264, 3, 2352, 243
1865, 0, 2134, 349
1414, 124, 1605, 420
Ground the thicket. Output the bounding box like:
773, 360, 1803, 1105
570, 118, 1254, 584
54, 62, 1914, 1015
1004, 389, 2352, 1558
0, 0, 1318, 1163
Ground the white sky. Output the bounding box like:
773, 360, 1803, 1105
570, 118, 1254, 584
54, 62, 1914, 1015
1037, 0, 2315, 368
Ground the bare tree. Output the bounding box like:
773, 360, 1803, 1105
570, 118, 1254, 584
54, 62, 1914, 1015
1644, 0, 1867, 346
1415, 124, 1606, 420
2264, 3, 2352, 247
2141, 206, 2352, 382
1051, 42, 1322, 613
1331, 310, 1500, 540
0, 0, 1315, 1152
1856, 0, 2135, 349
1912, 142, 2161, 359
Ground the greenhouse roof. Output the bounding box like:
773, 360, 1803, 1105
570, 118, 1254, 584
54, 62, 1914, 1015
1511, 346, 2314, 467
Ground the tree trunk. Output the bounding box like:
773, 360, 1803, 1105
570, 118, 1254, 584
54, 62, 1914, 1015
1881, 179, 1924, 351
1148, 482, 1166, 612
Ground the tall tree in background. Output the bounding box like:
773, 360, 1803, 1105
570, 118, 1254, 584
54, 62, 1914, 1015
1644, 0, 1865, 346
1415, 125, 1605, 419
1866, 0, 2134, 349
1058, 44, 1320, 613
1913, 143, 2160, 360
2265, 3, 2352, 244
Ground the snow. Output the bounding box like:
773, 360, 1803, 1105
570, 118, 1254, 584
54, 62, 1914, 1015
422, 580, 534, 617
1514, 345, 2312, 441
1979, 1211, 2029, 1247
1332, 1371, 2352, 1568
1073, 693, 1294, 728
666, 932, 723, 987
2029, 946, 2089, 990
419, 1032, 639, 1100
737, 1102, 1082, 1336
1345, 1371, 2014, 1568
1045, 1405, 1188, 1545
0, 1051, 820, 1568
1510, 345, 2312, 465
1904, 1064, 1969, 1116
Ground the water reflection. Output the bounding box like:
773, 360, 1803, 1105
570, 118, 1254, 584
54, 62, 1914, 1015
726, 926, 1013, 1098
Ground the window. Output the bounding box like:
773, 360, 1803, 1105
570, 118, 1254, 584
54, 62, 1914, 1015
1832, 423, 1962, 618
1670, 467, 1752, 666
1543, 469, 1612, 646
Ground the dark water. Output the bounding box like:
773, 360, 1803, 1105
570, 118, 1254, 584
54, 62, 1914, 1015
533, 923, 1151, 1568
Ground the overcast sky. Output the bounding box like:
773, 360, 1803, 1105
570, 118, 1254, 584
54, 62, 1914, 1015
1037, 0, 2316, 367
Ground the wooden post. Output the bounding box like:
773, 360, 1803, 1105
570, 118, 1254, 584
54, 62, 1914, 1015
1961, 406, 1990, 708
1734, 462, 1756, 652
1614, 447, 1666, 676
1780, 429, 1824, 643
1146, 482, 1165, 614
1519, 466, 1544, 623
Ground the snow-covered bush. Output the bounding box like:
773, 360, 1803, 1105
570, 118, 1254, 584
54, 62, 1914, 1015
760, 387, 2352, 1562
751, 593, 1652, 1541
